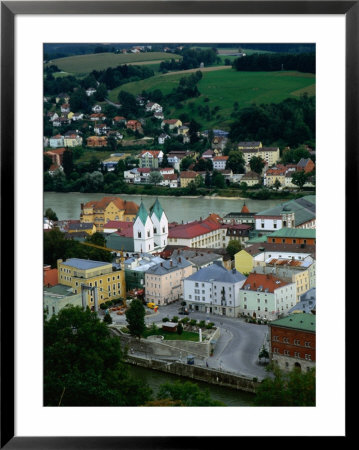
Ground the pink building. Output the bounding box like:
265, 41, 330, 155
145, 257, 192, 305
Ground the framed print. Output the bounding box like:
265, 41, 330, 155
1, 0, 353, 447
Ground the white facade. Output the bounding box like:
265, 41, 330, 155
133, 214, 154, 253
150, 212, 168, 249
213, 158, 228, 170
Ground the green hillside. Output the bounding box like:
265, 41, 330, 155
46, 52, 181, 74
108, 69, 315, 130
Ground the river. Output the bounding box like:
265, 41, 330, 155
127, 364, 255, 406
44, 192, 283, 222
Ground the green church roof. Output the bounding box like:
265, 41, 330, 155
136, 202, 149, 225
150, 198, 164, 221
269, 228, 316, 239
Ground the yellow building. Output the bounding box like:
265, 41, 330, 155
57, 258, 126, 307
265, 166, 287, 187
234, 249, 254, 275
67, 112, 74, 120
80, 196, 139, 231
180, 171, 200, 188
241, 146, 280, 166
63, 132, 83, 147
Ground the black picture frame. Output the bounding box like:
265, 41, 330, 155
1, 1, 352, 447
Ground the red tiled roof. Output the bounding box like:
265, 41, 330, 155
164, 174, 178, 180
163, 119, 180, 124
45, 148, 66, 156
243, 273, 289, 293
140, 150, 161, 158
180, 171, 198, 179
104, 221, 125, 229
169, 217, 221, 239
213, 156, 228, 161
113, 222, 134, 238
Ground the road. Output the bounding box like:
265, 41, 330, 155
103, 300, 269, 380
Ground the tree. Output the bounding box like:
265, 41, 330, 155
85, 232, 106, 247
45, 208, 58, 221
226, 151, 245, 174
291, 170, 308, 190
212, 170, 225, 189
249, 156, 265, 174
226, 240, 242, 259
273, 179, 282, 190
148, 171, 164, 186
156, 381, 224, 406
103, 313, 113, 324
44, 306, 152, 406
258, 345, 269, 361
125, 299, 146, 338
180, 156, 195, 171
62, 149, 74, 177
254, 366, 315, 406
44, 155, 52, 172
95, 83, 108, 101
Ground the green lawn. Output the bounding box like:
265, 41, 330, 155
143, 328, 200, 341
109, 69, 315, 129
46, 52, 182, 74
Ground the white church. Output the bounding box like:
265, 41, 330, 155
133, 198, 168, 253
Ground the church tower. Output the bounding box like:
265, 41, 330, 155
133, 202, 154, 253
150, 198, 168, 249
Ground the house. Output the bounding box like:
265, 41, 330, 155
86, 87, 96, 96
169, 248, 224, 273
49, 134, 64, 148
144, 257, 193, 306
94, 123, 110, 135
61, 103, 70, 113
178, 125, 189, 136
57, 258, 126, 307
240, 145, 280, 167
288, 288, 316, 314
153, 111, 164, 120
67, 222, 96, 235
158, 133, 170, 145
72, 113, 84, 121
183, 263, 247, 317
47, 112, 59, 122
103, 220, 127, 234
168, 215, 223, 249
80, 196, 139, 231
264, 165, 287, 187
43, 265, 58, 287
161, 173, 178, 188
86, 136, 108, 147
161, 119, 182, 130
126, 120, 142, 131
180, 171, 200, 188
213, 156, 228, 170
255, 195, 316, 231
124, 253, 165, 291
56, 93, 70, 103
43, 284, 82, 319
239, 273, 296, 321
234, 242, 316, 276
92, 104, 102, 113
134, 168, 151, 184
221, 223, 252, 248
266, 228, 316, 246
112, 116, 126, 125
44, 147, 66, 166
64, 131, 83, 147
90, 113, 106, 121
269, 313, 315, 372
139, 150, 163, 169
238, 141, 262, 151
145, 102, 162, 113
296, 158, 315, 173
202, 149, 214, 160
211, 136, 228, 152
241, 171, 262, 186
285, 171, 316, 189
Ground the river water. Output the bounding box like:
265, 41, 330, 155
128, 364, 255, 406
44, 192, 282, 222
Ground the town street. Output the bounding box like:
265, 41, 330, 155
105, 300, 269, 380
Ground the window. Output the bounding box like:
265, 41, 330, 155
294, 352, 300, 358
305, 354, 312, 361
284, 350, 290, 356
305, 341, 311, 347
294, 339, 300, 345
138, 232, 141, 238
283, 337, 289, 344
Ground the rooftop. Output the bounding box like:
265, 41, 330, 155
270, 313, 316, 332
146, 257, 192, 275
60, 258, 112, 271
186, 263, 246, 284
268, 228, 316, 239
242, 273, 289, 293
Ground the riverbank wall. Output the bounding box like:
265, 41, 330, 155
125, 355, 259, 394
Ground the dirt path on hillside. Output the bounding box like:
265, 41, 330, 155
162, 65, 232, 76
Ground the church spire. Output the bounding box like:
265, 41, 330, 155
136, 201, 149, 225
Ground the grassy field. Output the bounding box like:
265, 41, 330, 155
46, 52, 182, 74
108, 68, 315, 129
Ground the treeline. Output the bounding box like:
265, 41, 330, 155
229, 95, 315, 148
91, 65, 154, 90
238, 44, 315, 53
233, 52, 315, 74
159, 48, 218, 72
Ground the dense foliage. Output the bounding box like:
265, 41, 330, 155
229, 95, 315, 148
254, 365, 316, 406
125, 299, 146, 338
233, 52, 315, 74
44, 228, 113, 268
155, 380, 224, 406
91, 64, 155, 90
159, 48, 218, 72
44, 306, 152, 406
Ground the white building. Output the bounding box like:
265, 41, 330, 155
183, 263, 247, 317
213, 156, 228, 170
149, 198, 169, 248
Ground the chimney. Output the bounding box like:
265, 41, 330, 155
178, 257, 182, 263
160, 262, 163, 267
170, 260, 173, 267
